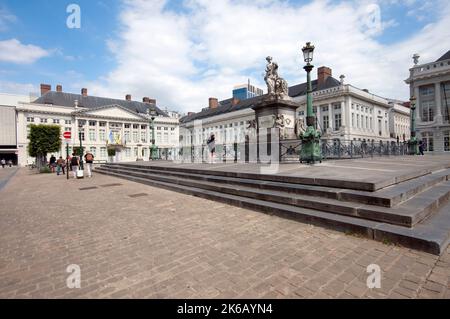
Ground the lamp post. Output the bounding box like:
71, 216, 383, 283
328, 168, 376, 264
147, 106, 158, 160
408, 96, 418, 155
78, 120, 84, 169
299, 42, 322, 164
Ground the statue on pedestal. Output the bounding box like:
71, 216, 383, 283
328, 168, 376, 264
264, 56, 289, 100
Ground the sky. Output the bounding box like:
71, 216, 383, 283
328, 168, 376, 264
0, 0, 449, 113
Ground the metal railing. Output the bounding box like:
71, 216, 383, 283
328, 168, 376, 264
154, 139, 414, 164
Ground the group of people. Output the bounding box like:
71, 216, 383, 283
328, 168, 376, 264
48, 151, 95, 178
1, 158, 13, 168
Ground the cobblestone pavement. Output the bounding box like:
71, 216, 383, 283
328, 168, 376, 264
0, 168, 449, 299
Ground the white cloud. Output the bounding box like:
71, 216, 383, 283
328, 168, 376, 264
90, 0, 450, 113
0, 80, 36, 95
0, 39, 50, 64
0, 7, 16, 31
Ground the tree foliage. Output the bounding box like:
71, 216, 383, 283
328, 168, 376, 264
28, 125, 61, 160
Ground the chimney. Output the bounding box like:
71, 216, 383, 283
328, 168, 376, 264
232, 97, 240, 106
143, 97, 150, 103
126, 94, 131, 101
317, 66, 332, 87
74, 99, 79, 109
81, 88, 88, 97
339, 75, 345, 85
148, 98, 156, 104
56, 84, 62, 92
209, 97, 219, 109
40, 84, 51, 96
188, 112, 195, 116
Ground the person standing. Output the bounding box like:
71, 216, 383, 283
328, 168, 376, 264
1, 158, 5, 168
7, 159, 12, 167
84, 151, 94, 178
70, 153, 79, 179
207, 133, 216, 164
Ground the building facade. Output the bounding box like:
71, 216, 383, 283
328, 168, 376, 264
232, 80, 264, 101
11, 84, 179, 166
405, 50, 450, 153
180, 66, 409, 149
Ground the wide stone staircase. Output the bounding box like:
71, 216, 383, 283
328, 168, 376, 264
95, 163, 450, 255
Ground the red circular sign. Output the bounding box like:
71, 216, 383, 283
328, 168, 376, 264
63, 131, 71, 139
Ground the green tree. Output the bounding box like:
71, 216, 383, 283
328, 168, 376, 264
28, 124, 61, 169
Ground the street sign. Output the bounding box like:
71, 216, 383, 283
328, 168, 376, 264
63, 131, 71, 139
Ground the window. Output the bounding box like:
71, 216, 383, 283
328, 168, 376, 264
156, 132, 162, 144
110, 123, 122, 128
141, 131, 147, 143
333, 104, 341, 110
133, 131, 139, 143
334, 114, 341, 129
352, 113, 355, 128
124, 131, 131, 143
164, 127, 168, 131
134, 147, 138, 157
357, 114, 360, 128
422, 132, 434, 152
65, 127, 71, 132
89, 129, 96, 141
171, 127, 175, 131
41, 118, 48, 123
125, 148, 131, 158
65, 120, 71, 125
27, 117, 34, 122
78, 120, 86, 126
89, 121, 96, 126
141, 125, 147, 130
444, 131, 449, 152
323, 115, 329, 129
420, 85, 434, 97
99, 122, 106, 127
321, 105, 328, 112
79, 128, 85, 141
99, 129, 106, 141
133, 124, 139, 129
142, 148, 148, 158
421, 101, 434, 122
378, 119, 382, 136
298, 111, 305, 116
100, 147, 107, 158
163, 132, 169, 144
124, 124, 130, 129
90, 147, 97, 157
53, 119, 60, 124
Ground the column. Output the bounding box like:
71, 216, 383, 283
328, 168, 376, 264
414, 86, 421, 124
435, 82, 442, 124
346, 97, 352, 137
328, 103, 333, 132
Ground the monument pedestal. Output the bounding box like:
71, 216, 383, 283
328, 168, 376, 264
251, 97, 299, 163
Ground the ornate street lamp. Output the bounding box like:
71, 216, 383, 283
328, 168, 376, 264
408, 96, 418, 155
78, 120, 84, 169
147, 106, 158, 160
299, 42, 322, 163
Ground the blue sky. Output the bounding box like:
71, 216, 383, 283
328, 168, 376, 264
0, 0, 449, 112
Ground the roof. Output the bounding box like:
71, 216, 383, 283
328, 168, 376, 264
180, 76, 341, 123
288, 76, 341, 97
436, 50, 450, 62
33, 91, 169, 117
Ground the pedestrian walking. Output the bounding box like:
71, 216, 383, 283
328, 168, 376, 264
7, 159, 12, 167
418, 140, 425, 156
49, 154, 57, 173
70, 153, 79, 179
1, 158, 5, 168
207, 133, 215, 164
56, 156, 64, 176
84, 151, 94, 178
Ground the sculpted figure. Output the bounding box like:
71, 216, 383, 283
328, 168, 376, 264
264, 56, 289, 100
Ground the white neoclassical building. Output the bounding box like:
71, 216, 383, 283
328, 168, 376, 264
180, 66, 409, 147
405, 50, 450, 153
5, 84, 180, 166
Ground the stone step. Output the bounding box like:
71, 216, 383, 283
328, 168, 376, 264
100, 164, 450, 208
95, 168, 450, 255
96, 166, 450, 227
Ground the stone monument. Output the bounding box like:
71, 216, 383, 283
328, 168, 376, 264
250, 56, 300, 162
